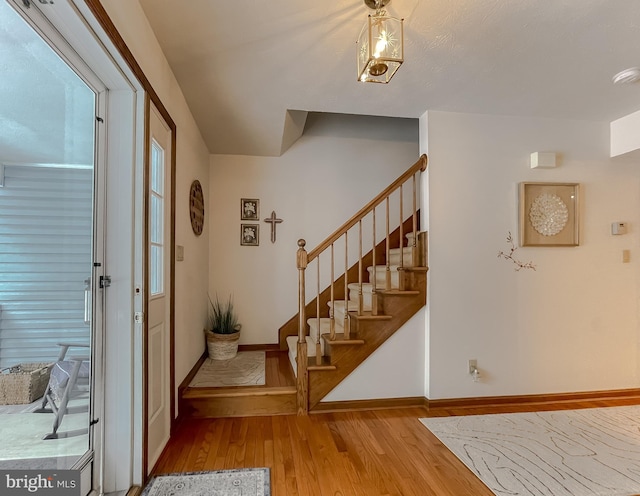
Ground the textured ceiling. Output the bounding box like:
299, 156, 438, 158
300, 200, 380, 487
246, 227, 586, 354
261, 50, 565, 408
139, 0, 640, 157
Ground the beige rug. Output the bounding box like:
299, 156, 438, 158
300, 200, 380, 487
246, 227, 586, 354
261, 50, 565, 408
189, 351, 265, 387
421, 405, 640, 496
0, 411, 88, 461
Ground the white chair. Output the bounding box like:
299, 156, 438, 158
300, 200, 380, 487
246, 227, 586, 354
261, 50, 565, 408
35, 342, 90, 439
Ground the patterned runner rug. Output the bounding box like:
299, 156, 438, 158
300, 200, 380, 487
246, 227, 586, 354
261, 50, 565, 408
421, 405, 640, 496
142, 468, 270, 496
189, 351, 265, 387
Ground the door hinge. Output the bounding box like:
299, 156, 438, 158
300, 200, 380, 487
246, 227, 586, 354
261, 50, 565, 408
99, 275, 111, 288
134, 312, 144, 324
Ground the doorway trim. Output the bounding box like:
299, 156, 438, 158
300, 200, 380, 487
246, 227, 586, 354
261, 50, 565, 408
80, 0, 178, 482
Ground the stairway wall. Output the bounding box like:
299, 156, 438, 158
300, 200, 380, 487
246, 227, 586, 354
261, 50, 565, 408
423, 110, 640, 400
209, 113, 419, 346
322, 311, 426, 401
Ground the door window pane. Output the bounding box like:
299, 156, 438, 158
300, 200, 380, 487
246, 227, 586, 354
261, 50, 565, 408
150, 140, 165, 296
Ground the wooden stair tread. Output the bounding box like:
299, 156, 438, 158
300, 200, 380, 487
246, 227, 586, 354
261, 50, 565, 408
402, 266, 429, 272
182, 385, 295, 399
348, 312, 393, 321
307, 356, 337, 371
383, 289, 421, 295
321, 333, 365, 345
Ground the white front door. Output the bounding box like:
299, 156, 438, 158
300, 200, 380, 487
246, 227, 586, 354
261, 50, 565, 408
146, 102, 172, 471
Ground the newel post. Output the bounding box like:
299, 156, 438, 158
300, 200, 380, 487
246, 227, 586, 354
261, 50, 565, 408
296, 239, 309, 415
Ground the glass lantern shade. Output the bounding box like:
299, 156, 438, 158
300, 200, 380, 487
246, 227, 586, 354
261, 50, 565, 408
357, 13, 404, 83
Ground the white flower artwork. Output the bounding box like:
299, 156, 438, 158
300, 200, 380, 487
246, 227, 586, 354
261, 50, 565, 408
529, 193, 569, 236
240, 223, 259, 246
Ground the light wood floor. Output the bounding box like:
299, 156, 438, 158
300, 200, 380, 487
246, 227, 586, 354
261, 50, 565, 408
152, 398, 640, 495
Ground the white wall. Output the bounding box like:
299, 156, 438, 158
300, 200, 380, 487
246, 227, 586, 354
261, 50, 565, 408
209, 113, 419, 345
98, 0, 210, 393
323, 311, 426, 401
425, 111, 640, 400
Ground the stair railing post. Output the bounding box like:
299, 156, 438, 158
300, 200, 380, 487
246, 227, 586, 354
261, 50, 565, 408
344, 232, 350, 339
411, 172, 418, 271
398, 184, 406, 290
315, 258, 322, 366
385, 197, 391, 290
330, 243, 336, 340
358, 220, 363, 315
371, 207, 378, 315
296, 239, 309, 415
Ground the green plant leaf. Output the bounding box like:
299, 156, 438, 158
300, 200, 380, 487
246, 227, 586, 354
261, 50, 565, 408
207, 294, 241, 334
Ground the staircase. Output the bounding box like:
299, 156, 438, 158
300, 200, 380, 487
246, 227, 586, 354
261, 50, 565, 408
282, 155, 428, 414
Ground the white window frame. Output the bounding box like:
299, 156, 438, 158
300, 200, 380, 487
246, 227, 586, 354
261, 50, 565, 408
150, 138, 165, 297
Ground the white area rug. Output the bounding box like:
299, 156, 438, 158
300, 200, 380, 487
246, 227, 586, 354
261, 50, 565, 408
421, 405, 640, 496
141, 468, 270, 496
0, 411, 88, 461
189, 351, 265, 387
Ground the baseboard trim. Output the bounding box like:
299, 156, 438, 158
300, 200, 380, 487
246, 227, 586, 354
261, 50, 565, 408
176, 352, 207, 425
308, 389, 640, 415
126, 486, 142, 496
427, 388, 640, 411
178, 351, 207, 392
311, 396, 428, 414
238, 344, 281, 352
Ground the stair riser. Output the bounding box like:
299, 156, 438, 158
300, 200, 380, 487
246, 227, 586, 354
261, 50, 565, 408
308, 318, 343, 342
286, 334, 325, 359
388, 248, 415, 267
332, 307, 350, 323
366, 267, 400, 288
348, 288, 373, 307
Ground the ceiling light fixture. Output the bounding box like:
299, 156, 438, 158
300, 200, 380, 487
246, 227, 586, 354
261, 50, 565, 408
356, 0, 404, 83
612, 67, 640, 85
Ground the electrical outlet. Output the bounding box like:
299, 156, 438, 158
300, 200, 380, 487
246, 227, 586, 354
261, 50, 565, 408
468, 359, 477, 374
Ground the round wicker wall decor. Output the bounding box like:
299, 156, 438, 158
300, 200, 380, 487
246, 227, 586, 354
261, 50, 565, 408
189, 180, 205, 236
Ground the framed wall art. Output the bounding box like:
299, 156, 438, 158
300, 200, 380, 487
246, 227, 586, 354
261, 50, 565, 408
519, 182, 579, 247
241, 224, 259, 246
241, 198, 259, 220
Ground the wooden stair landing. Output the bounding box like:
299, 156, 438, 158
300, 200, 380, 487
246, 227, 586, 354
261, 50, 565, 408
179, 350, 297, 418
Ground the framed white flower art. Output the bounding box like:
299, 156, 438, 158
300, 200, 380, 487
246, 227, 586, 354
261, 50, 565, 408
240, 223, 259, 246
519, 182, 579, 246
241, 198, 259, 221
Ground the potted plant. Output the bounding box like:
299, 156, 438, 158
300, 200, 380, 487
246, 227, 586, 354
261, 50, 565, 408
204, 295, 241, 360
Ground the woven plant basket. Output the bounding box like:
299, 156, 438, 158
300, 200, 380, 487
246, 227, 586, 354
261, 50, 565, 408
205, 330, 240, 360
0, 362, 52, 405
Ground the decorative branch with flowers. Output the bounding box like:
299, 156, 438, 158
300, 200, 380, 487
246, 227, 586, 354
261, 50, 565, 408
498, 232, 536, 271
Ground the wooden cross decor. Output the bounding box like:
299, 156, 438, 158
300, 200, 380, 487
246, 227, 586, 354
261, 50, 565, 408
264, 211, 283, 243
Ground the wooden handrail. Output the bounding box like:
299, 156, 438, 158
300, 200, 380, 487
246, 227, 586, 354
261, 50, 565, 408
306, 154, 427, 262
